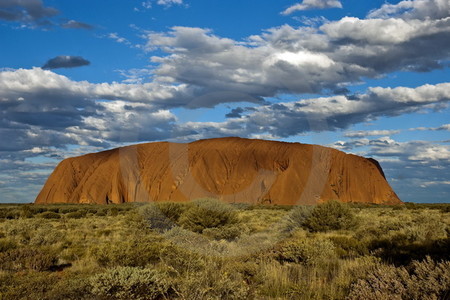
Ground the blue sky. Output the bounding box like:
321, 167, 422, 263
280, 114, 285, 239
0, 0, 449, 203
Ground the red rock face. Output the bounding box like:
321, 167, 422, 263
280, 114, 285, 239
35, 137, 401, 205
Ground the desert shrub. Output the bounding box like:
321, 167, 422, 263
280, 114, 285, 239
58, 207, 80, 214
157, 241, 207, 274
227, 260, 260, 285
65, 211, 85, 219
29, 207, 47, 214
407, 256, 450, 299
19, 205, 34, 218
38, 211, 61, 219
369, 232, 450, 265
162, 225, 237, 256
329, 236, 369, 258
86, 208, 98, 214
441, 205, 450, 213
0, 238, 17, 252
0, 247, 57, 271
174, 263, 251, 300
284, 205, 313, 232
202, 224, 242, 241
46, 207, 61, 213
4, 209, 21, 219
29, 226, 66, 246
108, 207, 119, 216
179, 198, 239, 233
347, 263, 409, 300
46, 276, 92, 300
91, 238, 164, 268
140, 203, 178, 231
404, 212, 447, 242
96, 209, 108, 216
89, 266, 171, 300
404, 202, 419, 210
392, 205, 405, 211
98, 229, 112, 236
304, 200, 358, 232
0, 270, 59, 300
156, 202, 186, 222
347, 257, 450, 300
276, 236, 336, 265
231, 202, 252, 210
2, 218, 44, 243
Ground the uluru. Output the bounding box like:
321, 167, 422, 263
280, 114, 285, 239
35, 137, 401, 205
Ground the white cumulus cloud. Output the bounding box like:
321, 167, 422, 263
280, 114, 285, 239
282, 0, 342, 15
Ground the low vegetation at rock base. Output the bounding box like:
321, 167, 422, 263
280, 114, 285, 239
0, 200, 449, 299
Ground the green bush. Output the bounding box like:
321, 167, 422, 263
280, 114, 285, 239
179, 198, 239, 233
38, 211, 61, 219
304, 200, 358, 232
89, 266, 171, 300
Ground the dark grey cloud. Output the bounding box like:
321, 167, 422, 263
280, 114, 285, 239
0, 0, 58, 26
0, 1, 94, 30
333, 87, 350, 95
42, 56, 91, 69
61, 20, 93, 30
225, 107, 245, 118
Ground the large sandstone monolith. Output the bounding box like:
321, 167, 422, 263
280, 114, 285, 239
35, 137, 401, 205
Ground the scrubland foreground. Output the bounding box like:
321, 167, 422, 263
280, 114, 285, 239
0, 200, 449, 300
